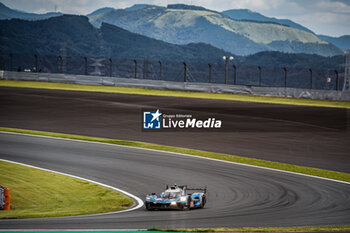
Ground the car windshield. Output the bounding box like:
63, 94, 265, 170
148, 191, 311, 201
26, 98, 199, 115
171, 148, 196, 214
163, 191, 181, 199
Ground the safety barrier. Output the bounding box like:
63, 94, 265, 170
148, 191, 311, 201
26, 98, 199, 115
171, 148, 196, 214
1, 71, 350, 101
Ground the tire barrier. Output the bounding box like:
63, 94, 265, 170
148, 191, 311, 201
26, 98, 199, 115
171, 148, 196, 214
0, 186, 10, 211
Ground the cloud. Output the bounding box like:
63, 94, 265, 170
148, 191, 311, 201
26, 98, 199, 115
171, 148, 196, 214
315, 0, 350, 14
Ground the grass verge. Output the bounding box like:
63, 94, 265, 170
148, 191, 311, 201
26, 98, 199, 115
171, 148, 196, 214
0, 80, 349, 109
148, 225, 350, 232
0, 160, 133, 219
1, 127, 349, 184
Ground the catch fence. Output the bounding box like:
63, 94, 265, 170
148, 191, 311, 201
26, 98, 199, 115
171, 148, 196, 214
0, 53, 345, 90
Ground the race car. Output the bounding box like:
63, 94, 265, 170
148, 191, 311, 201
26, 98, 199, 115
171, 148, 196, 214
145, 184, 206, 210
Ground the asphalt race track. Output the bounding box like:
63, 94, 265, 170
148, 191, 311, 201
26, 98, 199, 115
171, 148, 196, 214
0, 86, 349, 229
0, 87, 349, 173
0, 132, 350, 229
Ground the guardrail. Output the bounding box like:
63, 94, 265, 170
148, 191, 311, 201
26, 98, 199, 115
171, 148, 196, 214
1, 71, 350, 101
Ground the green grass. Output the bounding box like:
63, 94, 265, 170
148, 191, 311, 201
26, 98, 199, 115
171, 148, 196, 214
0, 80, 349, 109
148, 225, 350, 232
0, 160, 133, 219
1, 127, 349, 184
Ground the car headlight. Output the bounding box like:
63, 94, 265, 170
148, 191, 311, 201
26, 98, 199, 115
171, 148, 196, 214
171, 201, 177, 205
180, 196, 187, 202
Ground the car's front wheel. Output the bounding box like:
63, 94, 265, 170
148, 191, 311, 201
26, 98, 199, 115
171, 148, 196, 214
145, 203, 153, 211
178, 204, 185, 211
187, 195, 192, 209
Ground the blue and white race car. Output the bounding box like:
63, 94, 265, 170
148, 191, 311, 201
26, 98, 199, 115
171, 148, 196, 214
145, 184, 207, 210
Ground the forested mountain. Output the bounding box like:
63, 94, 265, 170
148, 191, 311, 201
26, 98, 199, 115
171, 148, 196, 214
89, 4, 342, 56
1, 2, 347, 54
0, 15, 232, 62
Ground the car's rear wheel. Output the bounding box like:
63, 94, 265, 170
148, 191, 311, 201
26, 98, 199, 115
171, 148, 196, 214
200, 197, 206, 208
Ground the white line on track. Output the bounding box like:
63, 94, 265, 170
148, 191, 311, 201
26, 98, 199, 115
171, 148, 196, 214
1, 130, 349, 188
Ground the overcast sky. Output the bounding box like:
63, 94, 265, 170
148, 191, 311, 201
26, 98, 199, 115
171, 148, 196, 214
1, 0, 349, 37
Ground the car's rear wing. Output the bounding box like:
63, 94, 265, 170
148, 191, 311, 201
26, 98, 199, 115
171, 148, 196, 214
179, 185, 207, 194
